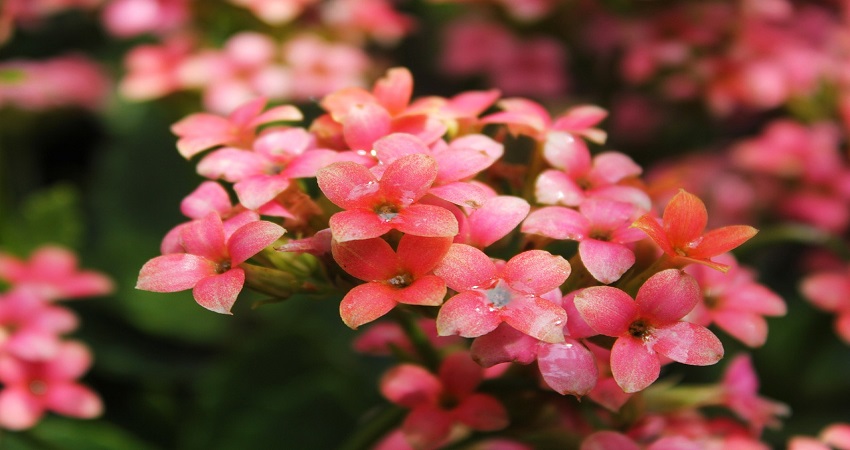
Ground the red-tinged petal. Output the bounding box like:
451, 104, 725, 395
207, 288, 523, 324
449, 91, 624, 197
394, 204, 459, 238
403, 405, 453, 450
562, 290, 598, 338
398, 276, 446, 307
573, 287, 637, 337
6, 331, 62, 361
434, 135, 503, 182
691, 225, 759, 260
249, 104, 302, 128
801, 273, 849, 311
373, 133, 429, 165
180, 213, 228, 260
0, 388, 43, 430
588, 152, 642, 185
579, 198, 636, 232
588, 377, 632, 412
329, 210, 393, 242
320, 87, 375, 121
30, 246, 77, 276
522, 206, 589, 240
535, 170, 584, 206
542, 131, 592, 176
821, 423, 850, 448
397, 235, 453, 276
439, 352, 482, 397
662, 190, 708, 248
835, 313, 850, 344
223, 210, 260, 241
470, 323, 538, 367
171, 113, 230, 137
611, 336, 660, 393
433, 244, 497, 292
635, 269, 701, 324
552, 105, 608, 132
136, 254, 216, 293
631, 214, 675, 255
45, 383, 103, 418
343, 103, 392, 150
454, 394, 509, 431
493, 98, 551, 131
467, 196, 529, 248
652, 321, 724, 366
713, 310, 768, 347
502, 250, 570, 295
282, 149, 348, 179
538, 339, 598, 396
428, 182, 489, 209
196, 148, 265, 182
234, 175, 289, 210
581, 431, 640, 450
227, 220, 285, 265
181, 181, 232, 219
193, 269, 245, 314
579, 239, 635, 284
380, 154, 438, 206
340, 283, 398, 329
316, 161, 380, 210
373, 67, 413, 116
332, 237, 398, 281
502, 296, 566, 344
228, 97, 267, 127
437, 291, 501, 338
392, 115, 448, 146
44, 341, 92, 380
729, 284, 786, 316
381, 364, 441, 408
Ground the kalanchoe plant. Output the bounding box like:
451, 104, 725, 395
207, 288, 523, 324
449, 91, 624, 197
135, 67, 777, 449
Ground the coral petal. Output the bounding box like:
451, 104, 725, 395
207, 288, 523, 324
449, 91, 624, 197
573, 286, 638, 336
227, 220, 285, 265
502, 250, 571, 295
340, 283, 397, 328
332, 237, 398, 281
611, 336, 660, 393
193, 269, 245, 314
433, 244, 497, 292
538, 339, 598, 396
502, 296, 567, 344
136, 254, 216, 293
436, 291, 501, 338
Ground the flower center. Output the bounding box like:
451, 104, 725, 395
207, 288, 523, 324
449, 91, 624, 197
387, 272, 413, 288
216, 260, 232, 274
485, 279, 514, 309
375, 203, 399, 222
628, 319, 651, 339
29, 380, 47, 396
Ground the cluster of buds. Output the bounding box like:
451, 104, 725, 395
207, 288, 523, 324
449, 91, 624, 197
137, 67, 792, 448
0, 246, 112, 430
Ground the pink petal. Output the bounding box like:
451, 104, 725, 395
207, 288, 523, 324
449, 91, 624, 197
713, 310, 768, 347
635, 269, 701, 325
467, 196, 529, 248
249, 104, 302, 128
537, 339, 598, 396
373, 133, 429, 164
44, 341, 93, 380
373, 67, 413, 116
316, 161, 380, 210
470, 324, 539, 367
196, 148, 265, 182
332, 237, 398, 281
228, 97, 267, 127
320, 88, 375, 121
403, 405, 453, 450
222, 210, 260, 241
502, 296, 567, 343
329, 210, 393, 242
397, 235, 453, 276
434, 134, 503, 182
552, 105, 608, 132
581, 431, 640, 450
394, 204, 459, 238
45, 383, 103, 418
542, 131, 592, 175
522, 206, 589, 240
454, 394, 509, 431
391, 115, 447, 145
534, 170, 584, 206
180, 213, 228, 261
136, 254, 216, 293
652, 322, 724, 366
381, 364, 441, 407
0, 388, 43, 430
234, 175, 290, 210
730, 284, 786, 316
282, 149, 351, 179
343, 103, 392, 150
502, 250, 571, 295
192, 269, 245, 314
340, 283, 398, 329
439, 352, 482, 397
379, 154, 438, 206
579, 239, 635, 284
398, 276, 446, 307
561, 290, 598, 339
588, 377, 632, 412
227, 220, 285, 265
610, 336, 660, 393
631, 214, 674, 255
428, 181, 490, 210
588, 152, 642, 184
437, 291, 501, 338
573, 287, 637, 337
433, 244, 497, 292
181, 181, 233, 219
662, 190, 708, 248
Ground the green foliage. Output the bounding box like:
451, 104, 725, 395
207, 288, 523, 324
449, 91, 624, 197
0, 184, 83, 255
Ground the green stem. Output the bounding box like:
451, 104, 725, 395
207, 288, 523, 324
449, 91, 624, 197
336, 405, 406, 450
393, 308, 442, 372
740, 224, 850, 261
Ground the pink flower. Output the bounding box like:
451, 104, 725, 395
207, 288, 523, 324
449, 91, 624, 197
721, 354, 789, 434
0, 341, 102, 430
801, 266, 850, 344
380, 352, 508, 449
481, 98, 608, 144
101, 0, 189, 37
332, 234, 452, 329
632, 190, 758, 272
684, 254, 786, 347
574, 269, 724, 393
316, 153, 458, 242
0, 246, 113, 302
433, 244, 570, 343
284, 34, 370, 102
229, 0, 317, 25
522, 198, 646, 283
0, 290, 78, 361
120, 37, 193, 100
136, 212, 285, 314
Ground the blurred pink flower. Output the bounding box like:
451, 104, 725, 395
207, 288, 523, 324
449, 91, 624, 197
0, 246, 113, 301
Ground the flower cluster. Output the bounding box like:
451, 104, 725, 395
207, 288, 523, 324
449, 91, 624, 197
0, 246, 112, 430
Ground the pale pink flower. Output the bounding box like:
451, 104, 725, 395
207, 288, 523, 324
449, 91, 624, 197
101, 0, 189, 37
0, 341, 102, 430
684, 254, 786, 347
434, 244, 570, 343
481, 98, 608, 144
0, 290, 78, 361
0, 55, 108, 111
120, 36, 193, 100
316, 154, 458, 242
284, 34, 370, 103
229, 0, 318, 25
136, 212, 285, 314
0, 246, 113, 302
380, 352, 508, 449
321, 0, 415, 44
721, 354, 789, 435
800, 266, 850, 344
789, 423, 850, 450
331, 234, 452, 329
574, 269, 723, 393
352, 318, 461, 357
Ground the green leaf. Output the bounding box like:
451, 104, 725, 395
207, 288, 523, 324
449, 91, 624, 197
0, 417, 155, 450
0, 184, 83, 255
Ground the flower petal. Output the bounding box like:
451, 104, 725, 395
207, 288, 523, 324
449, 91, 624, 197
340, 283, 397, 329
403, 405, 453, 450
381, 364, 441, 407
398, 276, 446, 307
394, 204, 459, 238
521, 206, 589, 240
502, 250, 571, 295
234, 175, 290, 210
0, 388, 43, 430
437, 291, 501, 338
433, 244, 497, 292
454, 394, 509, 431
691, 225, 759, 260
45, 383, 103, 419
713, 310, 769, 347
227, 220, 285, 265
192, 269, 245, 314
467, 196, 529, 248
397, 235, 453, 276
343, 103, 392, 151
610, 336, 660, 393
180, 213, 228, 260
662, 190, 708, 248
635, 269, 701, 325
316, 161, 380, 210
470, 323, 538, 367
439, 352, 482, 398
502, 296, 567, 344
579, 240, 635, 284
332, 237, 398, 281
329, 210, 393, 242
136, 254, 216, 293
380, 153, 438, 206
573, 286, 637, 337
538, 339, 598, 397
652, 322, 724, 366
